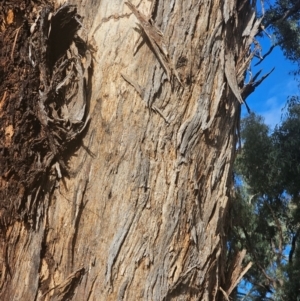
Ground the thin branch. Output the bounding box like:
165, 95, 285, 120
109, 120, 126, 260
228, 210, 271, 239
265, 202, 283, 256
256, 261, 277, 287
252, 69, 262, 82
219, 287, 230, 301
260, 0, 265, 16
241, 226, 277, 289
254, 44, 277, 66
289, 228, 300, 263
241, 67, 275, 99
228, 262, 253, 295
240, 285, 256, 301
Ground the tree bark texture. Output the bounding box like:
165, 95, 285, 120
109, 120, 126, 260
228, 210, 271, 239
0, 0, 260, 300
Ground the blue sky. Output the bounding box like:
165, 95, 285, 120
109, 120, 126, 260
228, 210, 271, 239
243, 37, 299, 129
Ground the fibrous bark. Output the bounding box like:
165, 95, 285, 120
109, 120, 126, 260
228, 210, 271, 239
0, 0, 262, 300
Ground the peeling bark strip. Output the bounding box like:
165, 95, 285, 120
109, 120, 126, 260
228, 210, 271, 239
125, 1, 182, 86
0, 0, 263, 300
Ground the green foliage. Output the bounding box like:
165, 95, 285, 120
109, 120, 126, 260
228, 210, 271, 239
272, 98, 300, 198
264, 0, 300, 64
284, 242, 300, 300
231, 102, 300, 300
235, 114, 273, 195
228, 1, 300, 300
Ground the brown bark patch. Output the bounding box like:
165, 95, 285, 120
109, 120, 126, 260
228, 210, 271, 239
0, 1, 90, 228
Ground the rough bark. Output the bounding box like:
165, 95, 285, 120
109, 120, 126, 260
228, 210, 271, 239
0, 0, 261, 300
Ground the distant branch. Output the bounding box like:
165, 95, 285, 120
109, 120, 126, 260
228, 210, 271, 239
289, 228, 300, 263
265, 1, 300, 28
241, 226, 277, 290
254, 44, 278, 67
241, 67, 275, 99
265, 201, 283, 257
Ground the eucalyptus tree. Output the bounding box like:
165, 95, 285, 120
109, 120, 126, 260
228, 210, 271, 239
232, 97, 300, 300
0, 0, 300, 300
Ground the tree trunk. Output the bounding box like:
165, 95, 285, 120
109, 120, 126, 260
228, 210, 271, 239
0, 0, 258, 300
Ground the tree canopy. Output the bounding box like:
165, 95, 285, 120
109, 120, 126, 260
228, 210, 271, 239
233, 99, 300, 300
228, 1, 300, 300
264, 0, 300, 65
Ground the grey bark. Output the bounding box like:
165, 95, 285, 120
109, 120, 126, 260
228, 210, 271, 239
1, 0, 262, 300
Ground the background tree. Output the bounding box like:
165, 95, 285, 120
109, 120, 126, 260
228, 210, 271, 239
232, 96, 300, 300
264, 0, 300, 66
228, 1, 300, 299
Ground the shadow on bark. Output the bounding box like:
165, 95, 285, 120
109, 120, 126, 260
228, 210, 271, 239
0, 0, 91, 288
